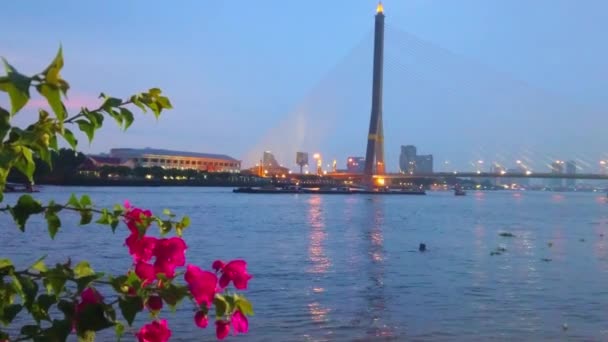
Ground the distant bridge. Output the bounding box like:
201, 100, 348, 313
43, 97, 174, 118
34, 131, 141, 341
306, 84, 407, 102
326, 172, 608, 181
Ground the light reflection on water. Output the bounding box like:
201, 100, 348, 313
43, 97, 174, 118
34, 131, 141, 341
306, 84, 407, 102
306, 195, 331, 328
2, 187, 608, 341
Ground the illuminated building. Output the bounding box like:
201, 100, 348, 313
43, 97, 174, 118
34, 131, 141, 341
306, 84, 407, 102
399, 145, 433, 174
110, 148, 240, 172
347, 157, 365, 173
263, 151, 279, 169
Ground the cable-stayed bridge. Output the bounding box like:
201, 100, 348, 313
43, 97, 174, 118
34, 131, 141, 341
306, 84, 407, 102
244, 5, 607, 177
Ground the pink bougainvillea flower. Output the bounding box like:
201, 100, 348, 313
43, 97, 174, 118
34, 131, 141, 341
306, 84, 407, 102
194, 311, 208, 328
73, 287, 104, 332
135, 261, 157, 285
153, 237, 187, 278
124, 200, 131, 209
146, 295, 163, 312
124, 206, 153, 233
184, 265, 218, 307
126, 233, 158, 263
231, 309, 249, 334
76, 287, 103, 313
215, 320, 231, 340
137, 319, 172, 342
212, 260, 225, 272
218, 260, 252, 290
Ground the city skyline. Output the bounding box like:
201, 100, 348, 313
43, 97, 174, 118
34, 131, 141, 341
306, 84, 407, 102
2, 1, 607, 172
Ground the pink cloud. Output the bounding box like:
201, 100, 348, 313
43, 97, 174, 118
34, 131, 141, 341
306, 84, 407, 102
26, 93, 102, 110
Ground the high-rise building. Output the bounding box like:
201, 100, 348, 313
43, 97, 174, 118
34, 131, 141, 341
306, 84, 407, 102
347, 157, 365, 174
415, 155, 433, 174
399, 145, 417, 174
565, 160, 576, 188
399, 145, 433, 174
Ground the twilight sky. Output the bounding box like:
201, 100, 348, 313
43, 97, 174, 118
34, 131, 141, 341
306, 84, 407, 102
1, 1, 607, 172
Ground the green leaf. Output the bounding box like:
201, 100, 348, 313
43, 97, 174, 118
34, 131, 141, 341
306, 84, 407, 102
130, 95, 146, 112
75, 119, 95, 143
20, 324, 40, 336
106, 109, 123, 126
68, 194, 81, 208
74, 261, 94, 279
0, 59, 31, 114
76, 273, 104, 293
118, 296, 143, 326
37, 294, 56, 313
214, 295, 228, 318
149, 88, 161, 96
13, 274, 38, 309
57, 300, 74, 318
30, 255, 48, 272
76, 303, 113, 334
80, 195, 92, 207
115, 321, 125, 341
0, 106, 10, 142
78, 330, 96, 342
119, 107, 134, 130
43, 319, 71, 341
79, 210, 93, 225
236, 296, 254, 316
110, 218, 120, 232
0, 304, 22, 325
37, 83, 65, 121
159, 283, 189, 309
157, 96, 172, 110
61, 128, 78, 149
44, 267, 68, 296
13, 147, 35, 181
109, 275, 128, 293
0, 259, 12, 270
43, 47, 64, 86
9, 194, 44, 231
180, 216, 191, 228
95, 209, 111, 225
101, 96, 122, 108
45, 209, 61, 239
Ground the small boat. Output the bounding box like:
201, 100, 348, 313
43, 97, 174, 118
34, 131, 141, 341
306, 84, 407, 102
233, 185, 303, 194
5, 183, 39, 193
454, 184, 466, 196
234, 185, 426, 195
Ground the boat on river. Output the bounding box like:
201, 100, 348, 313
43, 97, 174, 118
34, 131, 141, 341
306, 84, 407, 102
233, 185, 426, 195
5, 183, 39, 193
454, 184, 466, 196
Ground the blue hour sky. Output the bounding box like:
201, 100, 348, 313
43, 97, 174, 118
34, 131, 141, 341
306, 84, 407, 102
1, 1, 607, 171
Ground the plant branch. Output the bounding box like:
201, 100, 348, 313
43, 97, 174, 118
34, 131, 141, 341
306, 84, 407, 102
63, 100, 132, 124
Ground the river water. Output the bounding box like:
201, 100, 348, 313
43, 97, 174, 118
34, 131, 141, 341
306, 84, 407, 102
2, 187, 608, 341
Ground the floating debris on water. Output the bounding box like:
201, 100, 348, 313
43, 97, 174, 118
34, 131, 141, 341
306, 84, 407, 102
541, 258, 552, 262
579, 238, 585, 242
499, 232, 516, 237
490, 246, 507, 256
419, 243, 427, 252
547, 242, 553, 247
562, 323, 568, 331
